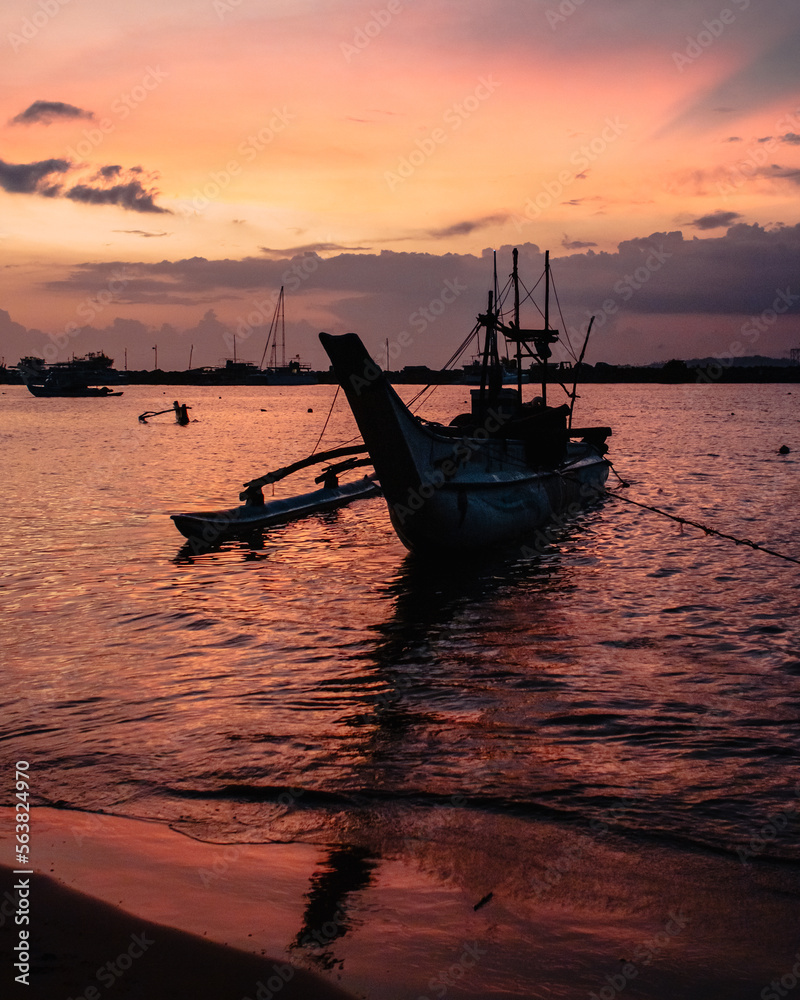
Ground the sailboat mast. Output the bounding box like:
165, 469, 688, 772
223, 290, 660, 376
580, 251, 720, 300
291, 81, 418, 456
279, 285, 286, 368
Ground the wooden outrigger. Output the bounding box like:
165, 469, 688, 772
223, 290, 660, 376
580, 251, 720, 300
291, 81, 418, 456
170, 444, 380, 543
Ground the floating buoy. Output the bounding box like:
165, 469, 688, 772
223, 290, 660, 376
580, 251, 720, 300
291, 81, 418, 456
308, 408, 313, 412
779, 444, 790, 454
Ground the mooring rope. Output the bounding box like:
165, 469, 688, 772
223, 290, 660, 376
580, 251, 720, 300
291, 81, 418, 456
602, 477, 800, 567
310, 384, 340, 455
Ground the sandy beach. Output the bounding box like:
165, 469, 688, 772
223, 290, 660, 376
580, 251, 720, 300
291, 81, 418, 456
3, 805, 800, 998
2, 806, 362, 999
2, 860, 356, 1000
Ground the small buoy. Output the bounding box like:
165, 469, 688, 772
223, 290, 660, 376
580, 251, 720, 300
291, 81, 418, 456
779, 444, 790, 455
308, 407, 313, 412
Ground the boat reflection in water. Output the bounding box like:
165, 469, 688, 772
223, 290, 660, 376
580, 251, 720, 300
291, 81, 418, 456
290, 845, 378, 971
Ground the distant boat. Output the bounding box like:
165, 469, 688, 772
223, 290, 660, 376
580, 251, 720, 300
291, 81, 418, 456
206, 286, 317, 385
26, 384, 123, 397
16, 353, 124, 397
459, 359, 528, 384
320, 249, 611, 553
251, 286, 317, 384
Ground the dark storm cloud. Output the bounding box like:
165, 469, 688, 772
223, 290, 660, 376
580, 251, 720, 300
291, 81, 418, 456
562, 236, 598, 249
260, 242, 372, 258
40, 225, 800, 325
762, 165, 800, 185
377, 216, 510, 245
0, 157, 71, 193
9, 100, 95, 126
420, 215, 510, 240
691, 211, 742, 229
557, 224, 800, 317
65, 180, 171, 214
0, 156, 169, 213
113, 229, 170, 238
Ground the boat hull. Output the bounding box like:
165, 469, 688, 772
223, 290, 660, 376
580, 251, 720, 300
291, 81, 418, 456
171, 477, 380, 543
26, 385, 123, 397
386, 451, 608, 551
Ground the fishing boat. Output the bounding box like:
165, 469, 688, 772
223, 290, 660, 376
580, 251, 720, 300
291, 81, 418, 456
172, 475, 380, 543
17, 353, 124, 397
25, 383, 123, 397
319, 249, 611, 553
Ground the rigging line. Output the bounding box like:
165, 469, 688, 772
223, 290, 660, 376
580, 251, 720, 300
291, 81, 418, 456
549, 270, 578, 362
602, 484, 800, 567
516, 275, 545, 320
310, 383, 341, 455
406, 320, 484, 412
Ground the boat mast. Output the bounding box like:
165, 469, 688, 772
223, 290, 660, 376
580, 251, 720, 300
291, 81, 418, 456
541, 250, 550, 405
513, 248, 522, 401
479, 289, 494, 406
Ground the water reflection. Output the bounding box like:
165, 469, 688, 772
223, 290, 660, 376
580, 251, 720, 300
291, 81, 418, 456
289, 844, 378, 970
173, 530, 268, 563
361, 515, 601, 677
171, 505, 353, 563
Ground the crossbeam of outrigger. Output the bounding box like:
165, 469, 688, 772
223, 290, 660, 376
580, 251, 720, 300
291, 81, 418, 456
243, 444, 370, 489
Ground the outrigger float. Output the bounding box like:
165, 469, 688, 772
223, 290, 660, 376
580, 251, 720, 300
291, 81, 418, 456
171, 448, 380, 543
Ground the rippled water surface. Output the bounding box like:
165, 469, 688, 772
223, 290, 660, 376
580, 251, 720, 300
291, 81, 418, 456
3, 381, 799, 866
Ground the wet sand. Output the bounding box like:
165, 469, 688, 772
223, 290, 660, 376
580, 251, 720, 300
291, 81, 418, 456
2, 806, 799, 998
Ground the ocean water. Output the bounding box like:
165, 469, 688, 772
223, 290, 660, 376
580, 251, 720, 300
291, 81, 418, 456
2, 380, 799, 995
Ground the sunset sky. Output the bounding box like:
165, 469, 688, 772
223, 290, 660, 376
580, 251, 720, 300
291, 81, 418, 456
2, 0, 800, 369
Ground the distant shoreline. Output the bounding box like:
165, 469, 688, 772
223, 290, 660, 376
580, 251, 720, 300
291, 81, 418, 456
3, 365, 800, 386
